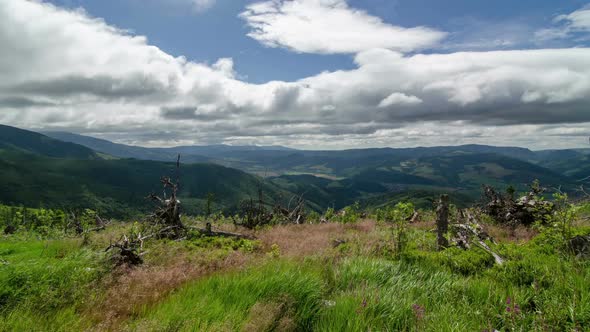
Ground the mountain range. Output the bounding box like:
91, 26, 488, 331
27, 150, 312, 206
0, 124, 587, 216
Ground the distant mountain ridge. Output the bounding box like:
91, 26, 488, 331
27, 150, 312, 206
40, 129, 590, 184
0, 124, 587, 214
0, 125, 294, 216
0, 125, 99, 159
43, 131, 294, 162
42, 130, 588, 169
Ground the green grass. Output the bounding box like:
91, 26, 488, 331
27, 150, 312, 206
0, 238, 108, 331
1, 211, 589, 331
129, 260, 324, 331
130, 241, 590, 331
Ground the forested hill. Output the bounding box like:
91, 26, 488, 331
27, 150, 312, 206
0, 149, 289, 217
0, 124, 99, 159
0, 124, 587, 215
0, 125, 290, 216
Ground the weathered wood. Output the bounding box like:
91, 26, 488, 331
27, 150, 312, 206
436, 194, 449, 250
190, 225, 256, 240
105, 234, 145, 266
452, 211, 504, 265
476, 239, 504, 265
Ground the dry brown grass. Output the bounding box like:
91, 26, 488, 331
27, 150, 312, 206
410, 220, 436, 231
484, 224, 538, 243
256, 221, 376, 257
86, 249, 251, 331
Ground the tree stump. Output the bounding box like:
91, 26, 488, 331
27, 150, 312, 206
436, 194, 450, 250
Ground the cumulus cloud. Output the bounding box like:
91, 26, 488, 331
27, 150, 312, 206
535, 5, 590, 42
378, 93, 422, 107
239, 0, 446, 54
0, 0, 589, 149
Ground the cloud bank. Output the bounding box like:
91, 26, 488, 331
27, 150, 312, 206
0, 0, 589, 149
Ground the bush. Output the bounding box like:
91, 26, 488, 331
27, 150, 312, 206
376, 202, 415, 257
329, 202, 363, 223
375, 202, 415, 224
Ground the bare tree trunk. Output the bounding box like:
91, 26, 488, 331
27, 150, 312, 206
436, 194, 449, 250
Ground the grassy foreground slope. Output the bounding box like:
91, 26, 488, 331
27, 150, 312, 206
1, 202, 589, 331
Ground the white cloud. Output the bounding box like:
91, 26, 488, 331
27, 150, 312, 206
535, 6, 590, 42
239, 0, 446, 54
378, 93, 422, 107
555, 6, 590, 30
1, 0, 590, 149
190, 0, 216, 12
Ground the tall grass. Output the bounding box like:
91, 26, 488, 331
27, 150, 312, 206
1, 212, 589, 331
129, 260, 324, 331
0, 238, 107, 331
132, 241, 590, 331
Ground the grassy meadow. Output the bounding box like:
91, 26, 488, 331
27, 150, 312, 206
0, 201, 589, 331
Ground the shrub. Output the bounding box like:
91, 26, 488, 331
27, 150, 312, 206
376, 202, 415, 257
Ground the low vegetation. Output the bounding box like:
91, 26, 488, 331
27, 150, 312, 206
1, 181, 589, 331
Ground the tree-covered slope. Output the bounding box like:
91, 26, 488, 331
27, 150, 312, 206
0, 149, 288, 217
271, 153, 576, 210
0, 124, 99, 159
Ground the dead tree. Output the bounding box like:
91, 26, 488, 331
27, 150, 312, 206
409, 211, 420, 223
86, 214, 110, 232
236, 195, 273, 229
146, 155, 185, 239
275, 193, 306, 224
235, 188, 308, 229
436, 194, 450, 250
105, 156, 185, 263
481, 181, 553, 226
452, 210, 504, 265
66, 211, 83, 235
105, 233, 146, 266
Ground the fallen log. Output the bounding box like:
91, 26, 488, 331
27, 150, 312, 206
452, 211, 504, 265
190, 224, 256, 240
475, 239, 504, 265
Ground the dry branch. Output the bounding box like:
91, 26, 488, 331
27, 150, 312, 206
105, 233, 146, 266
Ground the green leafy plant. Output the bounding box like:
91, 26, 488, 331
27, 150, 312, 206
376, 202, 415, 257
334, 202, 362, 223
548, 192, 577, 250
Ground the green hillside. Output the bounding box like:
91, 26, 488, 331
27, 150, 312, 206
0, 124, 584, 215
0, 149, 289, 217
0, 124, 99, 159
271, 153, 575, 210
537, 153, 590, 182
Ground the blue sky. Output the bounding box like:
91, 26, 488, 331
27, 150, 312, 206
45, 0, 590, 83
1, 0, 590, 149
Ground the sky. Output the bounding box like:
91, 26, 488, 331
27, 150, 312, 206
1, 0, 590, 150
